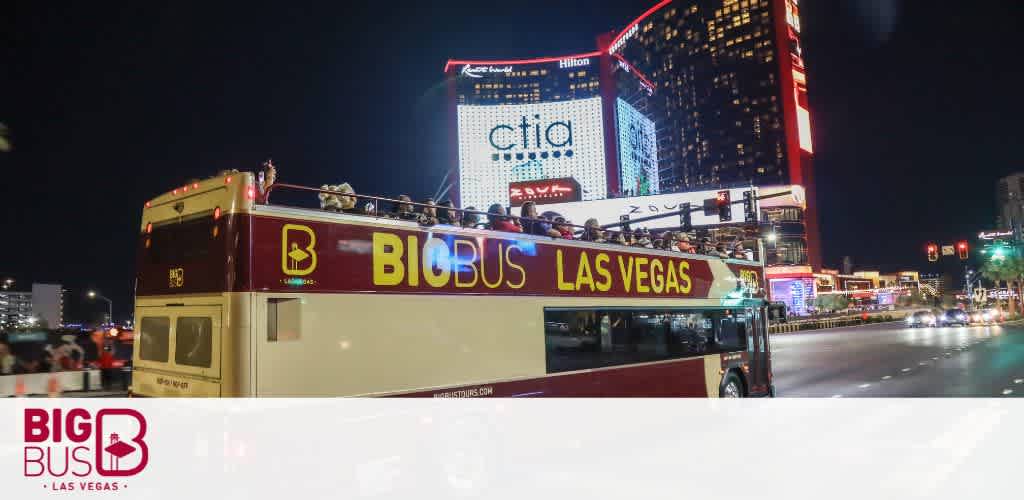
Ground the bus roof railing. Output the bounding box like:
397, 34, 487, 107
261, 181, 772, 258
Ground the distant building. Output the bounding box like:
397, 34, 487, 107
996, 173, 1024, 238
444, 0, 820, 267
31, 283, 64, 329
0, 282, 63, 329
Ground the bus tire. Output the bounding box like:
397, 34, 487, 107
720, 372, 744, 398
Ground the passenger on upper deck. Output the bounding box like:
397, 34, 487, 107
395, 195, 419, 221
520, 201, 561, 238
418, 198, 440, 226
437, 200, 460, 227
318, 182, 360, 214
582, 218, 606, 243
675, 233, 696, 254
545, 212, 574, 240
487, 204, 522, 233
461, 207, 481, 229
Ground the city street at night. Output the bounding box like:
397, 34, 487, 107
773, 320, 1024, 398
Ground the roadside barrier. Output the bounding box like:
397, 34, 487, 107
769, 316, 904, 334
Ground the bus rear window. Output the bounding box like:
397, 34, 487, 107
144, 216, 215, 265
139, 317, 170, 362
175, 317, 213, 367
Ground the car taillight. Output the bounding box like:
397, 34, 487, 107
193, 182, 199, 189
225, 176, 233, 184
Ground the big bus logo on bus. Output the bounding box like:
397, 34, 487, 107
282, 224, 318, 276
23, 408, 149, 492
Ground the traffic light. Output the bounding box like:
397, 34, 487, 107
679, 202, 692, 232
957, 241, 968, 260
717, 190, 732, 222
927, 243, 938, 262
742, 190, 757, 223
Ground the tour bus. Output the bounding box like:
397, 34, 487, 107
132, 172, 774, 397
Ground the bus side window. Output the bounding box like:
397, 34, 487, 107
268, 298, 301, 342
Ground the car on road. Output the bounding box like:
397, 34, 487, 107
905, 311, 937, 328
969, 308, 1006, 325
938, 309, 970, 326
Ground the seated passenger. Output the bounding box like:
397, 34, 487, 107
437, 200, 461, 227
419, 198, 440, 226
461, 207, 481, 229
487, 203, 522, 233
675, 233, 696, 253
713, 242, 729, 258
582, 218, 606, 243
318, 183, 359, 213
553, 216, 575, 240
395, 195, 419, 221
731, 241, 752, 260
520, 201, 562, 237
636, 228, 653, 248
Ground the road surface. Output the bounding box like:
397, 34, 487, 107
772, 320, 1024, 397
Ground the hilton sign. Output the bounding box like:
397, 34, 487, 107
509, 177, 581, 207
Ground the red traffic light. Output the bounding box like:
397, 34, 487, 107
927, 243, 938, 262
957, 241, 968, 260
716, 190, 730, 206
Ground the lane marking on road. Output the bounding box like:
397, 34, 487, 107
932, 357, 939, 360
1002, 389, 1014, 396
832, 394, 843, 398
859, 384, 871, 389
919, 361, 928, 366
902, 368, 911, 372
1015, 379, 1023, 385
882, 376, 892, 380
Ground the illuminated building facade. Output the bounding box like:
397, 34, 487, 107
444, 0, 819, 267
445, 53, 658, 210
608, 0, 819, 268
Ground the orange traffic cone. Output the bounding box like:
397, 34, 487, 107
14, 375, 26, 397
47, 374, 61, 398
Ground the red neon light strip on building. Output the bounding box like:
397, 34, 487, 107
611, 53, 656, 92
607, 0, 673, 54
444, 51, 603, 73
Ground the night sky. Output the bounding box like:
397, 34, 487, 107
4, 1, 1023, 322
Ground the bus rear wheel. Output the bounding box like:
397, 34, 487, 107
720, 372, 744, 398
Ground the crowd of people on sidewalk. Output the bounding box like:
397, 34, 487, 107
308, 182, 755, 260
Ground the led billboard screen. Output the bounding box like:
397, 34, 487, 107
616, 98, 658, 197
456, 97, 606, 210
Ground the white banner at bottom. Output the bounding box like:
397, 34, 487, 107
2, 399, 1021, 499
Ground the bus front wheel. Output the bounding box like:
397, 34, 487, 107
720, 372, 744, 398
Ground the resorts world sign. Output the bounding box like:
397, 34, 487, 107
456, 97, 607, 210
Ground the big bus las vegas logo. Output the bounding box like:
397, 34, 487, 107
282, 224, 317, 276
23, 408, 149, 492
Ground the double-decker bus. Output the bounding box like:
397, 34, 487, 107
132, 172, 774, 397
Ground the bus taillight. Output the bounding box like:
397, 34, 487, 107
225, 176, 233, 184
246, 186, 256, 200
145, 222, 152, 234
145, 201, 152, 208
192, 182, 199, 189
214, 207, 221, 220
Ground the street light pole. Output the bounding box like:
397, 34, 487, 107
87, 290, 113, 325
